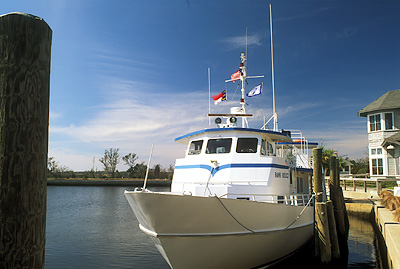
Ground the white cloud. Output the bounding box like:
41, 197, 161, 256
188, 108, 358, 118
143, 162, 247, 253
307, 128, 368, 159
219, 34, 262, 50
49, 77, 209, 170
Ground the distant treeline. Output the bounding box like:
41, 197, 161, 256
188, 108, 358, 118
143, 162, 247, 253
48, 148, 174, 180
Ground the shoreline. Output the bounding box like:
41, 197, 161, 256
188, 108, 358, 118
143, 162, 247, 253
47, 179, 171, 187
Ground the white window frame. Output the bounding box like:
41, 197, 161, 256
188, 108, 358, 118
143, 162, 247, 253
370, 146, 387, 176
384, 112, 394, 130
369, 113, 382, 132
371, 158, 383, 175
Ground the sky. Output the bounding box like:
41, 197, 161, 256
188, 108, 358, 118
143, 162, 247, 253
3, 0, 400, 171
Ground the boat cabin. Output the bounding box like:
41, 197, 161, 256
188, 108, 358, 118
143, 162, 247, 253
171, 127, 314, 204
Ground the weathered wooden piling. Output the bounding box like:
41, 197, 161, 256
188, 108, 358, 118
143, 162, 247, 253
313, 148, 331, 262
326, 200, 340, 259
0, 13, 51, 268
330, 157, 349, 240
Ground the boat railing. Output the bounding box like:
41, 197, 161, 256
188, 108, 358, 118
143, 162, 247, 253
218, 192, 313, 206
179, 180, 275, 186
277, 129, 312, 169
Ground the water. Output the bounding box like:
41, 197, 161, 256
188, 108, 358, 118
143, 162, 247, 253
45, 186, 386, 268
45, 186, 169, 268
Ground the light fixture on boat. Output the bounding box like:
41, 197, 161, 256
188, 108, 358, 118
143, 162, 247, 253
230, 116, 237, 124
215, 117, 222, 125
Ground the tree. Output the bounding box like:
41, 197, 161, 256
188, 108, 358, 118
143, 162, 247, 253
99, 148, 120, 178
122, 153, 138, 178
47, 157, 73, 178
132, 162, 147, 179
153, 164, 161, 179
320, 147, 345, 176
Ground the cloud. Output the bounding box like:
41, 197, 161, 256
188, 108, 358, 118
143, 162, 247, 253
49, 77, 209, 170
219, 34, 262, 50
275, 7, 333, 22
307, 128, 368, 160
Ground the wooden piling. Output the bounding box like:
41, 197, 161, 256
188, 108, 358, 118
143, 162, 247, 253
326, 200, 340, 259
315, 202, 331, 262
313, 148, 323, 203
329, 156, 337, 190
0, 13, 51, 268
313, 148, 332, 262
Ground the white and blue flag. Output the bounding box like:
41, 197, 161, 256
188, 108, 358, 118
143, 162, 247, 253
247, 83, 263, 97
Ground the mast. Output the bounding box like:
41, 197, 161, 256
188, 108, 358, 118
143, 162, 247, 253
240, 52, 247, 128
269, 4, 278, 132
208, 67, 211, 127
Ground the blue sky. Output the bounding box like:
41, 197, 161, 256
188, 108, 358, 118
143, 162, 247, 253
3, 0, 400, 171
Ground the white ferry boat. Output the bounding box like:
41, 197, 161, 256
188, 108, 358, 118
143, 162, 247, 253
125, 50, 318, 268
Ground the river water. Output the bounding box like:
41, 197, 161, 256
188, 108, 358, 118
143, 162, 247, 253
45, 186, 387, 268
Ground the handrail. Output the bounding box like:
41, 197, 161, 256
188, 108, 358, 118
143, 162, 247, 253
336, 174, 400, 193
217, 192, 313, 206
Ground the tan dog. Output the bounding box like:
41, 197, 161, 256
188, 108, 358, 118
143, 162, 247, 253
380, 189, 394, 208
394, 208, 400, 223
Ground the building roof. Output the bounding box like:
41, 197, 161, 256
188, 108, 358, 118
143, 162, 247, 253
358, 89, 400, 117
382, 132, 400, 147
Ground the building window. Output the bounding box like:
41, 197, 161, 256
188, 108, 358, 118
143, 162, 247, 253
385, 113, 393, 130
372, 158, 383, 175
369, 114, 381, 132
371, 148, 382, 155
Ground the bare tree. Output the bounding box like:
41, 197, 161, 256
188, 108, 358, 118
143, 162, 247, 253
99, 148, 120, 178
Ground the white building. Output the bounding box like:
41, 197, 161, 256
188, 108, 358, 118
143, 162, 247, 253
358, 89, 400, 177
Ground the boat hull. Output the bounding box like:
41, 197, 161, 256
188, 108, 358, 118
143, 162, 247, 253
124, 191, 314, 269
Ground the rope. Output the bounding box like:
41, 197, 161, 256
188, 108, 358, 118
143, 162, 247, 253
214, 195, 255, 233
230, 83, 241, 101
283, 193, 315, 230
203, 167, 214, 196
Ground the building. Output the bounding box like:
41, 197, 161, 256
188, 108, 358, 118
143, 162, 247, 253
358, 89, 400, 177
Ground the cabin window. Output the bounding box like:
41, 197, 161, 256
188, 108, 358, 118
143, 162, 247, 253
385, 113, 393, 130
297, 177, 304, 193
369, 114, 381, 132
206, 138, 232, 154
261, 139, 274, 156
236, 138, 258, 153
188, 140, 203, 155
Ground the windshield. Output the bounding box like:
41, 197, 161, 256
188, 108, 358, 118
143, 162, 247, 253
206, 138, 232, 154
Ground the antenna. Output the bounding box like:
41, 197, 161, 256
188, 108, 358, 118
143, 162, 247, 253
208, 67, 211, 127
269, 4, 278, 132
143, 144, 154, 190
245, 27, 248, 61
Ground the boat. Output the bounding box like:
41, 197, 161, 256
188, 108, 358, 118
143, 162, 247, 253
124, 48, 318, 268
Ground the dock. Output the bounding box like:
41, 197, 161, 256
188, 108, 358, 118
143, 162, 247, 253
344, 190, 400, 269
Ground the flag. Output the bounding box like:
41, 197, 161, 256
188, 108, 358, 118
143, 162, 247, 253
212, 90, 226, 105
247, 83, 263, 97
231, 70, 241, 82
